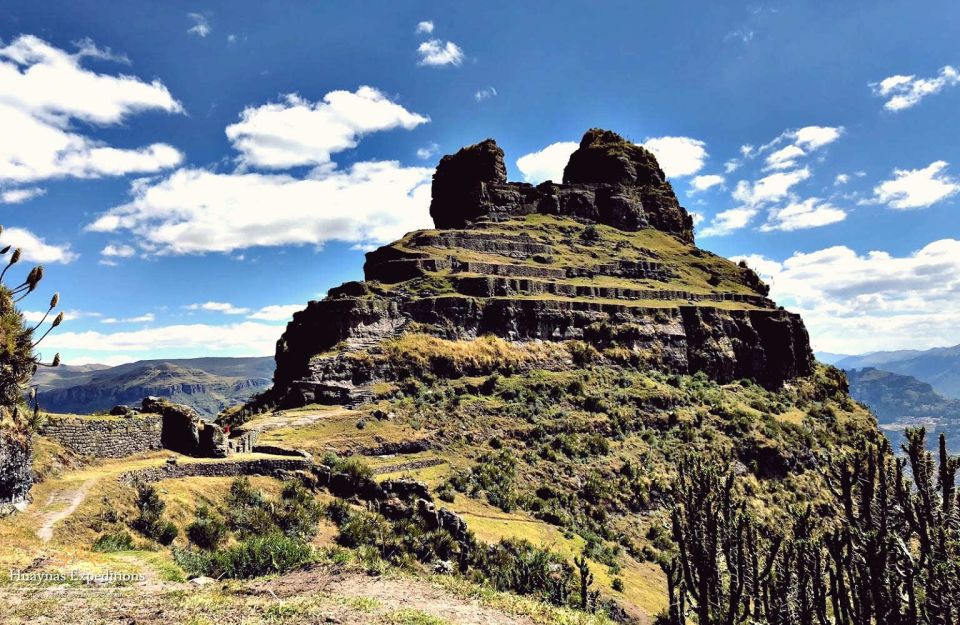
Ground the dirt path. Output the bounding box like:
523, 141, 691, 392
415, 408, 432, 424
36, 478, 96, 542
251, 567, 541, 625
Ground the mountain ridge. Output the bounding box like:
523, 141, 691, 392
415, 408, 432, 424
32, 357, 274, 418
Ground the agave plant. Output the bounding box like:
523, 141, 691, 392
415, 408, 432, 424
0, 225, 61, 427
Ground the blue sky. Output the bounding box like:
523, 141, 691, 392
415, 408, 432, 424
1, 0, 959, 364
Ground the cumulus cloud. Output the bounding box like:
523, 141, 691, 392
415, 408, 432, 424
760, 198, 846, 232
733, 168, 812, 206
642, 136, 707, 178
701, 125, 845, 237
186, 301, 251, 315
0, 35, 183, 184
734, 238, 960, 352
764, 145, 805, 171
0, 226, 76, 263
701, 169, 814, 237
867, 160, 959, 209
0, 187, 45, 203
415, 21, 434, 34
834, 174, 850, 186
417, 39, 464, 67
44, 322, 282, 359
474, 86, 497, 102
187, 13, 212, 37
225, 87, 429, 169
416, 142, 439, 160
87, 161, 433, 255
872, 66, 960, 111
689, 174, 725, 193
101, 244, 136, 258
515, 141, 578, 184
248, 304, 303, 321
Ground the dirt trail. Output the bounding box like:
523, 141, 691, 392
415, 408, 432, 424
36, 478, 97, 542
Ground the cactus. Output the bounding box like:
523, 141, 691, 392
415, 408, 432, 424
661, 429, 960, 625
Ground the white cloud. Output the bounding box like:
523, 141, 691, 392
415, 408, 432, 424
0, 187, 45, 203
764, 145, 805, 170
416, 142, 439, 160
0, 35, 183, 184
689, 211, 705, 227
248, 304, 303, 321
792, 126, 843, 150
87, 161, 433, 255
689, 174, 725, 192
868, 160, 959, 210
642, 136, 707, 178
415, 21, 434, 34
701, 168, 812, 237
101, 313, 155, 324
187, 13, 211, 37
732, 168, 811, 206
834, 173, 850, 186
515, 141, 578, 184
724, 159, 741, 174
417, 39, 464, 67
45, 322, 281, 358
699, 207, 759, 237
224, 87, 429, 169
760, 198, 846, 232
22, 309, 99, 323
474, 86, 497, 102
186, 301, 251, 315
101, 244, 136, 258
515, 135, 710, 183
733, 238, 960, 352
872, 66, 960, 111
0, 226, 76, 263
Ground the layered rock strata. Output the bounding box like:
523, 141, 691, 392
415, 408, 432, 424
267, 129, 813, 409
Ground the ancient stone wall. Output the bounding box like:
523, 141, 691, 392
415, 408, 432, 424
41, 414, 162, 458
118, 457, 310, 484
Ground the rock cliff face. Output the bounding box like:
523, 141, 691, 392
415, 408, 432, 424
267, 128, 813, 409
0, 427, 32, 512
429, 129, 694, 242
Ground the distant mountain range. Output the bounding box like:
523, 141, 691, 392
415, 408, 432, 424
817, 343, 960, 399
845, 367, 960, 453
32, 357, 275, 418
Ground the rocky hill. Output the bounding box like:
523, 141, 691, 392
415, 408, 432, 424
33, 357, 273, 418
266, 129, 813, 410
837, 343, 960, 398
1, 129, 887, 625
846, 366, 960, 452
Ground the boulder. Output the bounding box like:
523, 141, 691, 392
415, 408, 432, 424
429, 139, 507, 229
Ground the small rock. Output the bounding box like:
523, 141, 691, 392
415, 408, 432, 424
434, 560, 454, 574
189, 576, 216, 587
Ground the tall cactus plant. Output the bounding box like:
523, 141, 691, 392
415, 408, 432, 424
661, 428, 960, 625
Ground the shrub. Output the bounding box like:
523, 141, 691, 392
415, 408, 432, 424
275, 481, 323, 541
187, 505, 228, 550
176, 534, 314, 579
92, 530, 135, 552
612, 577, 624, 592
130, 482, 179, 545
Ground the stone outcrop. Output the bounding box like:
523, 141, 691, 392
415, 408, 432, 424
264, 128, 814, 409
0, 427, 32, 513
428, 129, 694, 242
